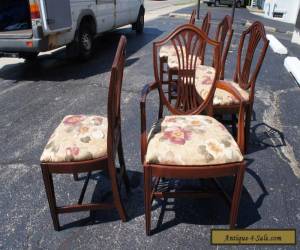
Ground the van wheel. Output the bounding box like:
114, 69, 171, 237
135, 9, 144, 34
236, 1, 241, 8
78, 24, 93, 60
20, 52, 38, 61
215, 0, 220, 7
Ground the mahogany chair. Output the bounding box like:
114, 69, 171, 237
195, 21, 269, 152
141, 24, 246, 235
166, 11, 212, 102
194, 15, 233, 111
189, 9, 197, 25
40, 36, 130, 231
159, 10, 209, 86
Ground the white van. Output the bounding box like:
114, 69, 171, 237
0, 0, 145, 60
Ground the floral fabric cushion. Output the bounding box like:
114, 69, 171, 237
194, 66, 250, 105
40, 115, 108, 163
159, 45, 202, 69
146, 115, 243, 166
195, 64, 216, 86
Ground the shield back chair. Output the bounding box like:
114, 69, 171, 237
40, 36, 130, 231
196, 21, 269, 152
195, 15, 233, 112
189, 9, 197, 25
159, 10, 211, 100
165, 11, 212, 103
159, 9, 198, 86
141, 24, 246, 236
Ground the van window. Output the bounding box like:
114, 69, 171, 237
0, 0, 31, 32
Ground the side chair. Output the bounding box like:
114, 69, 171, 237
40, 36, 130, 231
167, 11, 212, 102
159, 11, 211, 88
141, 24, 246, 236
196, 21, 269, 152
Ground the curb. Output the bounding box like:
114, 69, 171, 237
246, 6, 264, 14
266, 34, 288, 55
168, 13, 191, 19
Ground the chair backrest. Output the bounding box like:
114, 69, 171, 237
189, 9, 196, 25
234, 21, 269, 98
214, 15, 233, 79
153, 24, 221, 115
201, 11, 211, 34
199, 11, 211, 63
107, 35, 127, 160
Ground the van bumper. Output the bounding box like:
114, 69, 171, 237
0, 37, 48, 54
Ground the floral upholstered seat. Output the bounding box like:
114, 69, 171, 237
40, 115, 108, 163
194, 65, 250, 105
159, 45, 202, 69
145, 115, 243, 166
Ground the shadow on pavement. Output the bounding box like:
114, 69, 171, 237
57, 162, 266, 234
58, 169, 144, 231
0, 27, 163, 82
149, 174, 262, 235
248, 122, 286, 154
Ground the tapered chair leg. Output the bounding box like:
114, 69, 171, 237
108, 161, 127, 222
118, 137, 130, 193
229, 164, 245, 228
73, 173, 79, 181
168, 70, 173, 103
159, 58, 165, 84
41, 166, 60, 231
144, 166, 152, 236
231, 114, 237, 139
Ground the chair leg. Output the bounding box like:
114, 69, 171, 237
159, 58, 165, 84
158, 100, 164, 119
231, 114, 237, 139
229, 164, 245, 228
41, 166, 60, 231
244, 106, 252, 153
168, 69, 172, 103
144, 166, 152, 236
73, 173, 79, 181
118, 136, 130, 193
108, 161, 127, 222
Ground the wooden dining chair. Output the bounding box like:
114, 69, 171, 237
196, 15, 233, 87
166, 12, 212, 102
159, 10, 209, 86
195, 21, 269, 152
40, 36, 130, 231
189, 9, 197, 25
141, 24, 246, 236
194, 15, 233, 108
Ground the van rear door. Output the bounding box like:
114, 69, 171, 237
39, 0, 72, 34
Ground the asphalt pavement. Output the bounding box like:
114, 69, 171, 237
0, 2, 300, 250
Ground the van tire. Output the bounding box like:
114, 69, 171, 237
135, 8, 144, 34
236, 1, 241, 7
78, 24, 93, 60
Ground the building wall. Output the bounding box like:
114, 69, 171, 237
292, 6, 300, 45
263, 0, 300, 24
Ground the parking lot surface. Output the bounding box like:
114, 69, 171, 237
0, 3, 300, 249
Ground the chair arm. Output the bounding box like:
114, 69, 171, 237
140, 82, 159, 163
216, 80, 246, 103
216, 80, 246, 154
